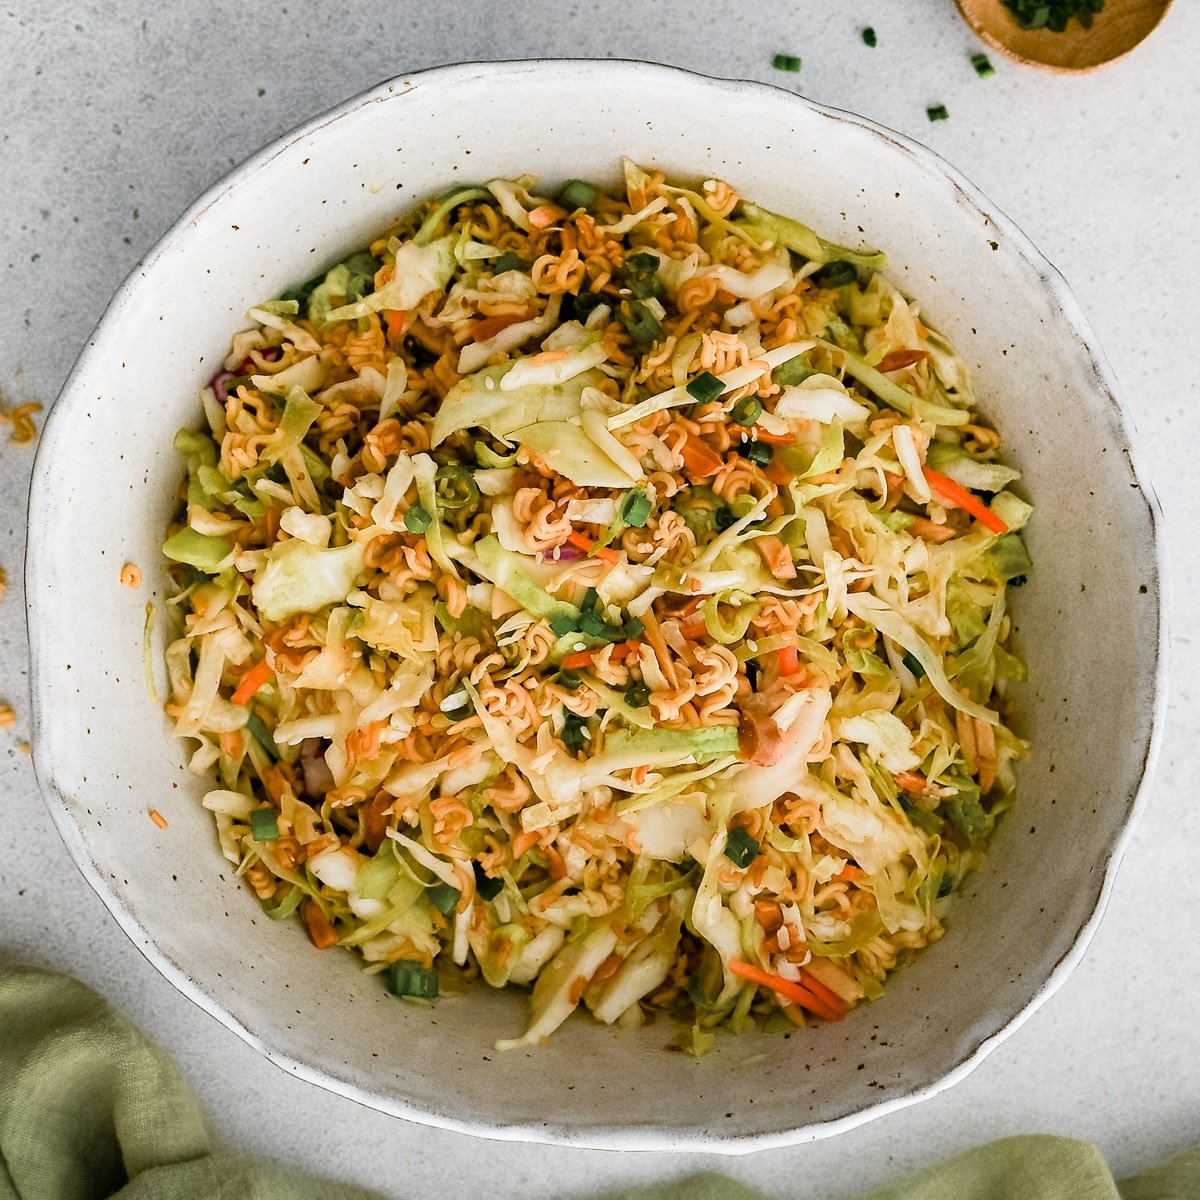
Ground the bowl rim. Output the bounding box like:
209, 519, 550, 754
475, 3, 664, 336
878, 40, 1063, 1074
25, 57, 1170, 1153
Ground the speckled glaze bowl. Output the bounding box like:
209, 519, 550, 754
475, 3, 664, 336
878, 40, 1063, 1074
26, 60, 1165, 1151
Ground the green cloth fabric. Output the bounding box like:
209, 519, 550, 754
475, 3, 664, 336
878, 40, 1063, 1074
0, 962, 1195, 1200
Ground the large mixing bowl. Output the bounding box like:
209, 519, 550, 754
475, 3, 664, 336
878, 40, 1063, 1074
25, 60, 1165, 1151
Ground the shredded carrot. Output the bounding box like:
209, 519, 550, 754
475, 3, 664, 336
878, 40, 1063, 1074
876, 348, 929, 372
679, 621, 708, 641
753, 429, 797, 446
755, 535, 796, 580
594, 546, 621, 565
836, 864, 863, 882
799, 967, 852, 1014
609, 639, 642, 662
148, 809, 168, 829
561, 650, 595, 670
470, 313, 526, 341
680, 433, 723, 478
566, 531, 595, 553
300, 901, 339, 950
894, 771, 927, 795
728, 958, 845, 1022
384, 309, 408, 341
631, 765, 648, 786
528, 204, 567, 229
231, 659, 273, 706
922, 466, 1008, 535
777, 645, 800, 676
764, 459, 795, 487
765, 495, 786, 521
544, 844, 568, 880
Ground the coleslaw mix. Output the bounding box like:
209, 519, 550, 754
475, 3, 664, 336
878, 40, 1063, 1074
162, 161, 1031, 1050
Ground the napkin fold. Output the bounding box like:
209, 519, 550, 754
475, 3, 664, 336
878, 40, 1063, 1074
1, 961, 1195, 1200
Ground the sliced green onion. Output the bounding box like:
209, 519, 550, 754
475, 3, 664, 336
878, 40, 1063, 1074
473, 862, 503, 901
625, 682, 650, 708
741, 441, 773, 467
404, 505, 432, 533
927, 104, 950, 122
902, 652, 927, 679
492, 251, 529, 274
730, 395, 763, 426
558, 179, 598, 210
723, 827, 760, 868
387, 959, 439, 1000
686, 371, 725, 404
572, 290, 606, 320
621, 615, 645, 640
562, 711, 589, 754
619, 300, 663, 347
813, 261, 857, 288
550, 614, 578, 637
772, 53, 802, 73
620, 489, 652, 527
245, 712, 278, 758
557, 669, 583, 691
771, 356, 813, 387
714, 504, 737, 532
971, 52, 995, 77
250, 808, 280, 842
426, 882, 460, 917
862, 26, 877, 46
621, 253, 662, 300
435, 464, 480, 510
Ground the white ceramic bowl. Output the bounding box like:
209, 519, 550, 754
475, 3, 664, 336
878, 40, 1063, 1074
26, 60, 1165, 1152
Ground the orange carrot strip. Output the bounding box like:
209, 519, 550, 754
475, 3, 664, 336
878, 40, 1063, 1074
594, 546, 621, 565
148, 809, 168, 829
764, 459, 795, 486
528, 204, 567, 228
471, 313, 526, 341
680, 433, 723, 478
894, 771, 927, 795
566, 531, 595, 553
631, 765, 648, 786
876, 348, 929, 372
922, 466, 1009, 535
799, 968, 852, 1014
301, 901, 339, 950
728, 959, 845, 1022
753, 430, 797, 446
232, 659, 273, 706
384, 309, 408, 341
609, 640, 643, 662
679, 621, 708, 641
777, 645, 800, 676
562, 650, 595, 670
836, 864, 863, 882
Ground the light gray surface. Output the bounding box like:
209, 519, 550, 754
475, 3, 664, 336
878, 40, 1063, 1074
0, 1, 1196, 1195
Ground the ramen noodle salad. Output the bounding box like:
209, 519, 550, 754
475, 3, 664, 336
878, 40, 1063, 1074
162, 161, 1031, 1051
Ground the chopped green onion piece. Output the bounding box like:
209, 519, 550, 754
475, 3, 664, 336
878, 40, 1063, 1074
971, 52, 995, 77
426, 882, 460, 917
387, 959, 438, 1001
435, 464, 480, 510
927, 104, 950, 122
562, 711, 588, 754
261, 885, 304, 921
558, 179, 598, 210
404, 505, 432, 533
625, 682, 650, 708
730, 395, 763, 426
250, 808, 280, 842
620, 489, 652, 527
740, 441, 773, 467
245, 712, 278, 758
550, 614, 578, 637
723, 826, 760, 868
772, 53, 802, 73
581, 587, 600, 612
771, 357, 813, 387
621, 253, 663, 300
902, 652, 927, 679
557, 669, 583, 691
862, 26, 877, 46
714, 504, 737, 532
619, 300, 663, 347
492, 251, 529, 274
571, 290, 605, 320
576, 610, 608, 638
621, 615, 645, 640
686, 371, 725, 404
813, 260, 857, 288
473, 862, 503, 900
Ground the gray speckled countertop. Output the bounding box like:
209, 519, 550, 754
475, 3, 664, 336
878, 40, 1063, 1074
2, 3, 1198, 1195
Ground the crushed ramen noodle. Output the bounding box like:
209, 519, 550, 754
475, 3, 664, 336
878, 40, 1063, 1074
163, 162, 1031, 1050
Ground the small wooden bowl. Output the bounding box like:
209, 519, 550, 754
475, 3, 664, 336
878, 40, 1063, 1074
955, 0, 1172, 72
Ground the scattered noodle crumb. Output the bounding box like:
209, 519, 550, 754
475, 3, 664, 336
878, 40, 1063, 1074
18, 741, 29, 755
0, 567, 7, 601
0, 393, 42, 446
120, 562, 142, 588
0, 703, 15, 729
148, 809, 169, 829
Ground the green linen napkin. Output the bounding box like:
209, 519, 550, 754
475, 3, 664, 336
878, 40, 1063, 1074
1, 961, 1195, 1200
